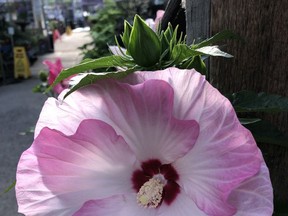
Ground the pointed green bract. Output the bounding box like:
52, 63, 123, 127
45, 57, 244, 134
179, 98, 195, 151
171, 44, 202, 64
164, 23, 174, 42
121, 20, 132, 48
183, 56, 207, 74
128, 15, 161, 67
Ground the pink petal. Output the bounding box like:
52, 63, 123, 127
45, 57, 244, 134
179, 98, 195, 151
55, 58, 64, 72
158, 189, 207, 216
43, 60, 58, 84
123, 67, 206, 121
16, 119, 136, 215
35, 79, 199, 164
228, 161, 273, 216
125, 68, 271, 215
173, 110, 262, 215
53, 83, 65, 94
43, 58, 63, 85
73, 194, 157, 216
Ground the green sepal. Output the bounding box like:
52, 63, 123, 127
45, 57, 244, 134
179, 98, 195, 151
128, 15, 161, 67
181, 56, 207, 74
159, 31, 170, 59
164, 23, 174, 43
64, 68, 138, 98
121, 20, 132, 49
171, 44, 202, 65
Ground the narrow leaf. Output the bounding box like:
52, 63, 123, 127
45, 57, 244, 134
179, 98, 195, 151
180, 56, 207, 74
164, 23, 174, 42
196, 46, 233, 58
239, 118, 261, 125
121, 20, 132, 48
64, 69, 138, 98
192, 30, 241, 48
49, 55, 130, 92
171, 44, 202, 65
0, 181, 16, 196
227, 91, 288, 112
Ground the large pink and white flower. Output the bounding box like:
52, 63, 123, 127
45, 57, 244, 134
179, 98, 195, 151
16, 67, 273, 215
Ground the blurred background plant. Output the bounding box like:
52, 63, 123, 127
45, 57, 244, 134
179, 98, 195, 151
79, 0, 124, 61
80, 0, 167, 64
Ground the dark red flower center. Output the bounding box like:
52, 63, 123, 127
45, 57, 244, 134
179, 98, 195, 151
132, 159, 180, 207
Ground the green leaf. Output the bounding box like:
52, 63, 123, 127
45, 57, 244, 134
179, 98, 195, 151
0, 181, 16, 196
48, 55, 132, 92
239, 118, 261, 125
227, 91, 288, 112
121, 20, 132, 48
80, 58, 93, 64
64, 68, 138, 98
159, 31, 169, 58
245, 120, 288, 147
171, 44, 202, 65
169, 25, 179, 51
181, 56, 207, 74
192, 30, 241, 49
195, 46, 233, 58
128, 15, 161, 67
164, 23, 174, 42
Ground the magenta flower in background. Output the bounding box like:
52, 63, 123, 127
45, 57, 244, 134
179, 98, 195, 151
145, 10, 165, 31
16, 68, 273, 215
43, 58, 67, 94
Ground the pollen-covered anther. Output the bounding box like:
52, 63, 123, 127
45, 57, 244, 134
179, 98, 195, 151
136, 177, 164, 208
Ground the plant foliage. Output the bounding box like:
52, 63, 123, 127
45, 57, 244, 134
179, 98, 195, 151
50, 15, 288, 148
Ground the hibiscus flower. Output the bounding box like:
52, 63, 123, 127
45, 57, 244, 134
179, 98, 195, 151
43, 58, 69, 94
145, 10, 165, 31
16, 67, 273, 215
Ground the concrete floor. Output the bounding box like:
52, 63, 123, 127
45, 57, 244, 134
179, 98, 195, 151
0, 29, 92, 215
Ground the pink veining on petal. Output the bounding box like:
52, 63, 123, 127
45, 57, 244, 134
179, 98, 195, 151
124, 67, 273, 215
16, 119, 136, 215
73, 194, 158, 216
158, 189, 207, 216
35, 79, 200, 164
227, 161, 273, 216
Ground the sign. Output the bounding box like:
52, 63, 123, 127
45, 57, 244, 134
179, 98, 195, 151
14, 47, 31, 79
66, 26, 72, 35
